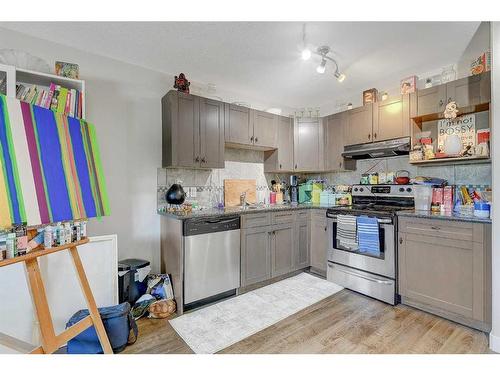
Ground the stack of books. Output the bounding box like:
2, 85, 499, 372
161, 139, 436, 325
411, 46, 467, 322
15, 83, 83, 119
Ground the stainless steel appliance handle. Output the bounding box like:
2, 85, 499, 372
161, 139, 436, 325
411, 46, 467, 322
328, 263, 393, 285
326, 215, 392, 224
204, 217, 238, 224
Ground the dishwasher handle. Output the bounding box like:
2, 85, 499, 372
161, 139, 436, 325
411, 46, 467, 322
183, 216, 240, 236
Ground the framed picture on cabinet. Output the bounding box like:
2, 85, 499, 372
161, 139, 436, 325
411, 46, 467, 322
400, 75, 417, 94
362, 88, 378, 105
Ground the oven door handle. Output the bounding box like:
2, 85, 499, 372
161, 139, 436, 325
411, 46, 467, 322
328, 263, 393, 285
326, 216, 393, 224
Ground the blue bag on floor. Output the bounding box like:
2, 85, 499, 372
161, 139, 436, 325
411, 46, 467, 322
66, 302, 138, 354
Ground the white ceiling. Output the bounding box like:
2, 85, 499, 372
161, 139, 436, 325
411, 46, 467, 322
1, 22, 480, 110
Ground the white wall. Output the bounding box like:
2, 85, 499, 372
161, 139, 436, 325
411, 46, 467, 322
458, 22, 490, 79
490, 22, 500, 353
0, 28, 289, 271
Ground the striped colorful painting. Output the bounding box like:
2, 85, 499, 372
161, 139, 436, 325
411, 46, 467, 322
0, 94, 109, 229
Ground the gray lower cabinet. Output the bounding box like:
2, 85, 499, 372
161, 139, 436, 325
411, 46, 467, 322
398, 217, 491, 331
294, 217, 310, 270
241, 211, 314, 288
310, 210, 327, 276
271, 223, 294, 277
241, 225, 272, 287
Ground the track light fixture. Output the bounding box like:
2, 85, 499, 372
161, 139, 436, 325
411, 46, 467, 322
316, 59, 326, 74
300, 24, 346, 82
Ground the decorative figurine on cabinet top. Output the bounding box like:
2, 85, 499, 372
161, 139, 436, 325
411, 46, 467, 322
444, 101, 459, 119
174, 73, 190, 94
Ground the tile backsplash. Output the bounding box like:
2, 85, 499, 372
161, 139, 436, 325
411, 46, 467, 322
157, 148, 290, 209
158, 151, 491, 210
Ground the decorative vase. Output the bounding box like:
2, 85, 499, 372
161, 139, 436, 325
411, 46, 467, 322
441, 65, 456, 84
166, 183, 186, 205
444, 134, 462, 156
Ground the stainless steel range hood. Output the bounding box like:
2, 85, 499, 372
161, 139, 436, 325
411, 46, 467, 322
342, 137, 411, 159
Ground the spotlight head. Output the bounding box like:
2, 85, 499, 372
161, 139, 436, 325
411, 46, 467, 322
317, 59, 327, 74
335, 71, 346, 82
301, 48, 312, 60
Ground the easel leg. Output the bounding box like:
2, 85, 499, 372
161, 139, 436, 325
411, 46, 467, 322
69, 246, 113, 354
25, 258, 57, 354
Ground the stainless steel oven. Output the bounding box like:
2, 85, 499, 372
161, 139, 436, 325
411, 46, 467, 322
325, 184, 414, 305
326, 212, 396, 304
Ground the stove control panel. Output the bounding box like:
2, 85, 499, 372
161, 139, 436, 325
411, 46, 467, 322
352, 184, 414, 197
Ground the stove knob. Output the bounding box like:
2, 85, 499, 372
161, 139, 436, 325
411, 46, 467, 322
406, 187, 412, 192
399, 187, 405, 192
359, 188, 364, 192
354, 187, 358, 192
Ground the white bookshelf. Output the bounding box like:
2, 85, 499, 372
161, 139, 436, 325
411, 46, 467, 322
0, 63, 86, 119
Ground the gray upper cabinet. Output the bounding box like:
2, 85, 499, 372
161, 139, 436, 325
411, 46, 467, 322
225, 104, 277, 149
271, 224, 294, 277
324, 112, 355, 171
225, 103, 252, 145
294, 118, 324, 172
264, 116, 294, 172
373, 95, 410, 142
346, 104, 373, 145
163, 91, 203, 168
415, 71, 491, 117
446, 71, 491, 108
416, 85, 447, 117
162, 91, 224, 169
199, 97, 225, 168
253, 110, 277, 148
241, 226, 271, 287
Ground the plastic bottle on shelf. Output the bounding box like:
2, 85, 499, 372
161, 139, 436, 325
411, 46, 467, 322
6, 233, 16, 259
44, 226, 53, 249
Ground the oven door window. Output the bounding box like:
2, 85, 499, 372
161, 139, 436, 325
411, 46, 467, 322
332, 220, 386, 260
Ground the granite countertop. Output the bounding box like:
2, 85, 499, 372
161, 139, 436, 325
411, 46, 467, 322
158, 203, 334, 220
397, 210, 492, 224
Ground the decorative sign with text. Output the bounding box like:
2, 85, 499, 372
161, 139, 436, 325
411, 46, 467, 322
437, 114, 476, 153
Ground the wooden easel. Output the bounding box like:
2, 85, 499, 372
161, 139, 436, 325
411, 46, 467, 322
0, 238, 113, 354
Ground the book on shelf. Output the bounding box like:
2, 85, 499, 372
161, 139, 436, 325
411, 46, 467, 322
15, 82, 83, 119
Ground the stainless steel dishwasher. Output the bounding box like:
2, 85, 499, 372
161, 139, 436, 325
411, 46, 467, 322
183, 216, 240, 309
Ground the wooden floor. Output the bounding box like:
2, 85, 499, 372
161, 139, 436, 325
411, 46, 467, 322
123, 289, 491, 354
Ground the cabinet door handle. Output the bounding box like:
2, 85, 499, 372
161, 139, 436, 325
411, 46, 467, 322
195, 156, 200, 162
439, 99, 444, 107
368, 134, 371, 140
448, 97, 453, 104
324, 227, 327, 232
295, 164, 297, 169
339, 162, 342, 168
279, 164, 282, 169
201, 157, 206, 163
374, 132, 377, 139
255, 137, 258, 143
250, 136, 254, 142
399, 237, 403, 244
430, 226, 441, 230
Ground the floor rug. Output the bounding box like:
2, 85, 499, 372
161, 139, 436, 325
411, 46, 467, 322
169, 272, 343, 353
